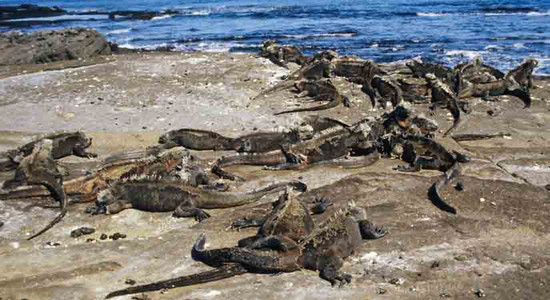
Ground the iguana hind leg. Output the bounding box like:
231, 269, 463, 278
250, 235, 299, 252
358, 220, 387, 240
318, 255, 352, 287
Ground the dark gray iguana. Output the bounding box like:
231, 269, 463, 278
104, 201, 386, 298
2, 139, 67, 240
363, 75, 403, 109
0, 131, 96, 172
393, 134, 470, 214
92, 180, 307, 221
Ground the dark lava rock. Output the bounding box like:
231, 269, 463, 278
70, 227, 96, 238
0, 221, 3, 228
0, 4, 66, 21
455, 182, 464, 191
545, 184, 550, 191
125, 279, 137, 285
100, 233, 108, 240
0, 28, 111, 65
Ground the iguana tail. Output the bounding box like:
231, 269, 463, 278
105, 264, 247, 299
442, 98, 461, 137
427, 163, 460, 214
252, 80, 296, 100
274, 96, 344, 115
27, 180, 67, 240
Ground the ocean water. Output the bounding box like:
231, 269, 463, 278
1, 0, 549, 74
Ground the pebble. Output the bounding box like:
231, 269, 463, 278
389, 277, 405, 286
545, 184, 550, 191
0, 221, 3, 228
110, 233, 127, 240
440, 292, 451, 298
46, 241, 61, 247
70, 227, 96, 238
474, 289, 486, 298
100, 233, 108, 240
454, 182, 464, 191
377, 287, 387, 294
490, 202, 497, 207
480, 198, 486, 203
125, 279, 137, 285
431, 261, 440, 268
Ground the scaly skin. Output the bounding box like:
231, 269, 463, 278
0, 148, 195, 203
505, 58, 538, 93
394, 134, 470, 214
367, 75, 403, 108
458, 78, 531, 108
2, 139, 66, 240
425, 73, 462, 136
104, 202, 386, 299
260, 40, 307, 68
274, 79, 350, 115
406, 59, 456, 87
212, 122, 374, 180
0, 131, 96, 172
94, 180, 307, 222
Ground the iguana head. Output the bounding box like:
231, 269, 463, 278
76, 131, 93, 148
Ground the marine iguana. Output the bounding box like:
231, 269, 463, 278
458, 77, 531, 108
260, 40, 307, 68
233, 192, 333, 251
506, 58, 538, 93
92, 180, 307, 221
364, 75, 403, 108
406, 59, 456, 87
0, 131, 96, 172
2, 139, 67, 240
394, 134, 470, 214
425, 73, 462, 136
0, 148, 209, 203
454, 57, 504, 84
212, 121, 374, 180
274, 79, 350, 115
104, 202, 386, 298
251, 57, 333, 100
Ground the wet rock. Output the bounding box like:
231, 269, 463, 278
0, 4, 66, 21
71, 227, 96, 238
0, 28, 111, 65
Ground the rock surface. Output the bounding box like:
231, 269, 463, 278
0, 52, 549, 300
0, 28, 111, 65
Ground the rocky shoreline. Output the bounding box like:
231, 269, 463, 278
0, 28, 549, 300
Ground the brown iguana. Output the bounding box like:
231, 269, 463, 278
454, 57, 504, 84
0, 131, 96, 172
393, 134, 470, 214
274, 79, 350, 115
406, 59, 456, 87
259, 40, 307, 68
425, 73, 462, 136
2, 139, 67, 240
1, 148, 208, 203
212, 121, 375, 181
104, 201, 386, 298
458, 77, 531, 108
92, 180, 307, 221
251, 57, 333, 101
506, 58, 538, 93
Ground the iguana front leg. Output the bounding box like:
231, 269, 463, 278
173, 200, 211, 222
318, 255, 352, 287
358, 220, 387, 239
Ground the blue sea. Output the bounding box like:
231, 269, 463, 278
1, 0, 549, 74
